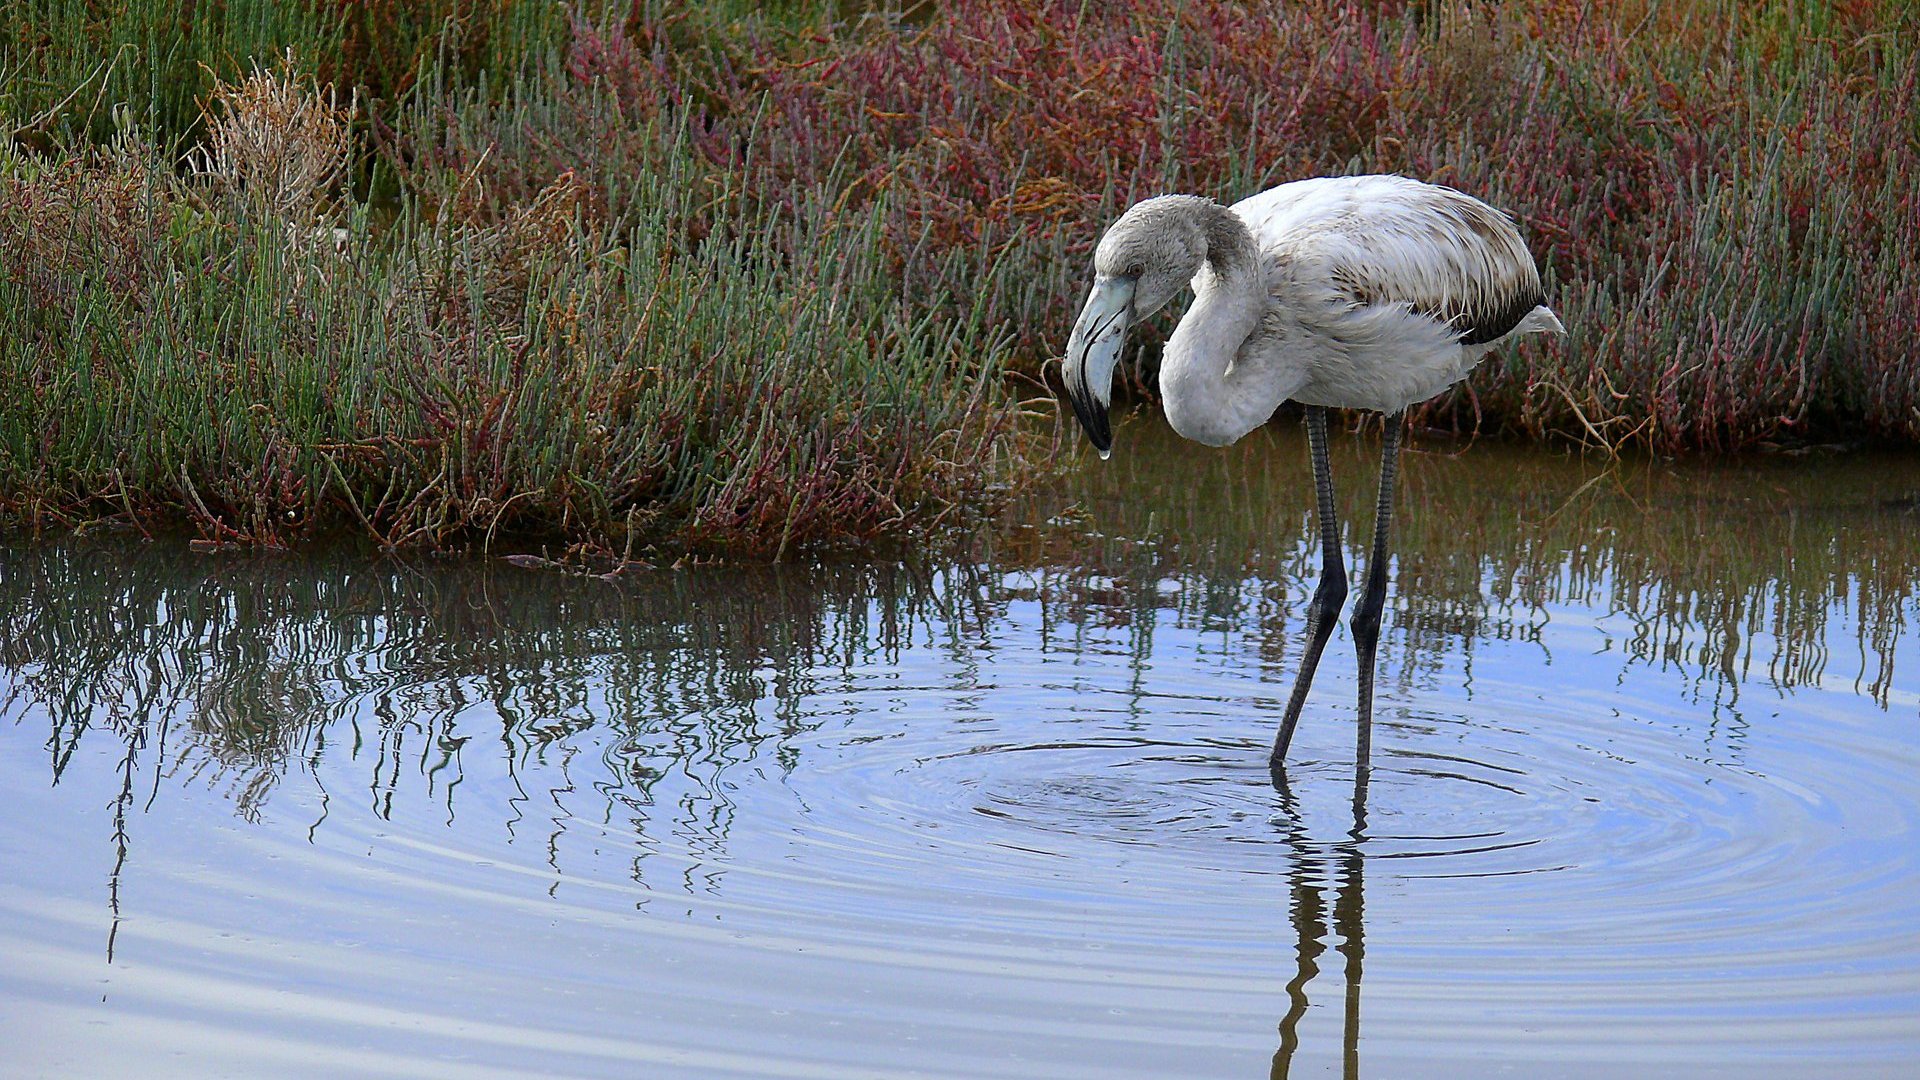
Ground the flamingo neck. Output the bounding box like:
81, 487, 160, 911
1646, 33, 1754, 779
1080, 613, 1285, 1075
1159, 208, 1302, 447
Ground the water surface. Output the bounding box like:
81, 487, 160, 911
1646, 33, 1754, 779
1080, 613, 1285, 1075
4, 419, 1918, 1077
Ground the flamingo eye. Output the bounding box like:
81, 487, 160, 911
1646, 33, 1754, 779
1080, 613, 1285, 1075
1125, 263, 1144, 278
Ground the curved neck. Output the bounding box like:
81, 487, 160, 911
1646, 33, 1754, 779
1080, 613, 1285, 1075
1158, 207, 1302, 447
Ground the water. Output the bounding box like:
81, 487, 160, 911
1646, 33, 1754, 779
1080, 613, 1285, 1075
4, 418, 1919, 1077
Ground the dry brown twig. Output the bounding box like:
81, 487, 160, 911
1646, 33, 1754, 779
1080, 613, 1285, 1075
189, 50, 354, 226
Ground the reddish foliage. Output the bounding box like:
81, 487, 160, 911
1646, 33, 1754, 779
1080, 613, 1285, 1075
396, 0, 1920, 451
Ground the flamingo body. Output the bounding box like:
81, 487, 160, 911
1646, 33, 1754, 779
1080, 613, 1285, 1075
1226, 175, 1562, 413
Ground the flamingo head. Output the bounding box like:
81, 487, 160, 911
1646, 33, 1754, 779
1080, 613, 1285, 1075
1062, 196, 1214, 458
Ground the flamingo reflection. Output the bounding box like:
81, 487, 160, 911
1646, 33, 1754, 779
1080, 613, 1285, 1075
1272, 766, 1369, 1078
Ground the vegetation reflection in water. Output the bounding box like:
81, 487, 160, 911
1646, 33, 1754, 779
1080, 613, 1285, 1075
1015, 417, 1917, 713
2, 418, 1917, 1076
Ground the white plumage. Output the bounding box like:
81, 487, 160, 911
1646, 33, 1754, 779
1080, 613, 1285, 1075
1225, 175, 1563, 411
1059, 174, 1564, 781
1063, 174, 1563, 451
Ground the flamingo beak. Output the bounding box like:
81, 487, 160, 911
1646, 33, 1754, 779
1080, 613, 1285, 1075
1062, 275, 1135, 459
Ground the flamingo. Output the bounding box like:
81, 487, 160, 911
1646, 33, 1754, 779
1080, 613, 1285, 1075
1060, 175, 1564, 779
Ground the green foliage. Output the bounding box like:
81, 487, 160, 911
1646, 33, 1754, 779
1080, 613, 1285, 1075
1, 0, 567, 143
0, 70, 1028, 554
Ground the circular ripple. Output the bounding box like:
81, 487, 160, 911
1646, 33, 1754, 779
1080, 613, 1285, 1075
6, 548, 1919, 1077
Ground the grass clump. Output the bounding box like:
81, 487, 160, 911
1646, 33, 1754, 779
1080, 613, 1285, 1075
0, 58, 1028, 555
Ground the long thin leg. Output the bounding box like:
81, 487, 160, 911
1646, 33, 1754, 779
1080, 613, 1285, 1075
1348, 412, 1403, 772
1271, 406, 1346, 776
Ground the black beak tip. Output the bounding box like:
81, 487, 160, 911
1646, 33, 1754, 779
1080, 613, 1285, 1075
1064, 387, 1112, 456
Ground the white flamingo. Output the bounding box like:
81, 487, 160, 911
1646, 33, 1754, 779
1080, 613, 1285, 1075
1060, 174, 1564, 779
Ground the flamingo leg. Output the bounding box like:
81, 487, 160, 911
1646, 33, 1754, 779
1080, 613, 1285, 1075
1349, 412, 1403, 772
1271, 406, 1347, 776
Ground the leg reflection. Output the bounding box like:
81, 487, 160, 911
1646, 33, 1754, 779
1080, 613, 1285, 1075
1336, 837, 1366, 1078
1273, 781, 1325, 1075
1271, 765, 1370, 1079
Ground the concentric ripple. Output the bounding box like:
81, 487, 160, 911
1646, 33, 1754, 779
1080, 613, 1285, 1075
3, 530, 1919, 1077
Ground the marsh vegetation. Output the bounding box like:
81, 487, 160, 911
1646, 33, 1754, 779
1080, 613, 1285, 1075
2, 0, 1917, 556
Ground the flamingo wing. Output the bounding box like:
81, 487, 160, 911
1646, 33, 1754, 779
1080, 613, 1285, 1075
1233, 175, 1548, 346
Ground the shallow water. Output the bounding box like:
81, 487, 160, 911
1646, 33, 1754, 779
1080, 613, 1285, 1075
4, 418, 1919, 1077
